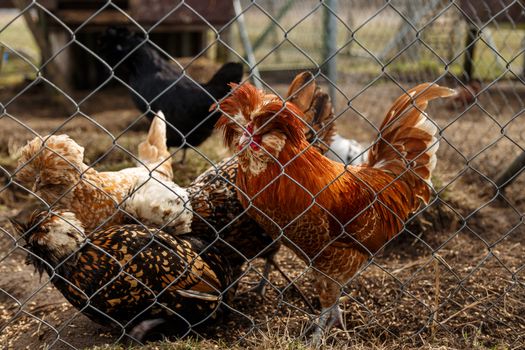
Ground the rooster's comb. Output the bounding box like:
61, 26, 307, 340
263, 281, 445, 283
215, 82, 308, 149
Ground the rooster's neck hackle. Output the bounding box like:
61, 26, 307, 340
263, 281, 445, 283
216, 83, 309, 152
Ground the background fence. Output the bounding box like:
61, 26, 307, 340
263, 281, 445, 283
0, 0, 525, 349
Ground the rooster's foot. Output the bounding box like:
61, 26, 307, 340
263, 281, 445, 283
311, 305, 344, 346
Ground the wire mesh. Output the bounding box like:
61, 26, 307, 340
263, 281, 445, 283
0, 0, 524, 349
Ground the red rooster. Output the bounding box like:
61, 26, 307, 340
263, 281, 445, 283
215, 82, 455, 338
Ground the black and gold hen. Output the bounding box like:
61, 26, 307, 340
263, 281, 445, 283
12, 210, 234, 342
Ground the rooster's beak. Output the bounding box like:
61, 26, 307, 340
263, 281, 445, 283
238, 134, 249, 150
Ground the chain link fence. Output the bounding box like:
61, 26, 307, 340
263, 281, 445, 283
0, 0, 524, 349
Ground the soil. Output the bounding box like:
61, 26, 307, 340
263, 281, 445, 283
0, 75, 524, 349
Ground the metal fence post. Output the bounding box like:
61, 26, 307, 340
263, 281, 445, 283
323, 0, 338, 106
233, 0, 262, 89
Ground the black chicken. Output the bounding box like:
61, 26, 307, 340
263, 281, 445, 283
12, 210, 235, 342
99, 27, 244, 160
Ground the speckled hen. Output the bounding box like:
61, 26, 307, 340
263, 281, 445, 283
12, 210, 234, 341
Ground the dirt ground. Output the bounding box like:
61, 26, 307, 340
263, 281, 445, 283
0, 74, 524, 349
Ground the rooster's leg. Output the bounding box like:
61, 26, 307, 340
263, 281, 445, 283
242, 256, 316, 313
310, 248, 368, 344
312, 304, 344, 345
268, 256, 316, 313
310, 275, 342, 344
248, 258, 273, 295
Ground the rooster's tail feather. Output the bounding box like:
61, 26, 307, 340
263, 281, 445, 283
286, 71, 336, 154
137, 111, 173, 180
366, 83, 456, 204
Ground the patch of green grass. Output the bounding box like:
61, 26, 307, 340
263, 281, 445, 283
0, 57, 37, 87
230, 8, 525, 82
0, 11, 39, 87
431, 174, 454, 202
0, 11, 39, 56
387, 58, 443, 76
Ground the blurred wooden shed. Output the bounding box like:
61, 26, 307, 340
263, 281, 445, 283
459, 0, 525, 24
460, 0, 525, 189
1, 0, 235, 88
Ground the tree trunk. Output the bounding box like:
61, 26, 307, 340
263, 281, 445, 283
12, 0, 73, 112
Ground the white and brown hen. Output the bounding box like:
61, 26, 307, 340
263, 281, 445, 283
15, 111, 192, 233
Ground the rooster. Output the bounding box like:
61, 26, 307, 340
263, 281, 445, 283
216, 82, 455, 337
15, 111, 192, 233
99, 27, 244, 162
11, 210, 234, 342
